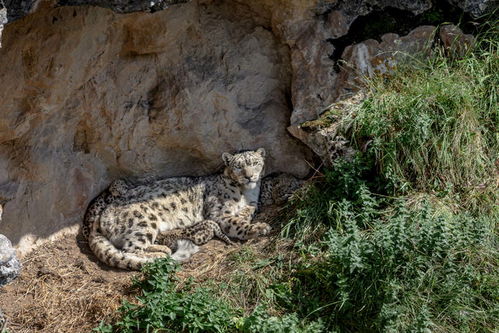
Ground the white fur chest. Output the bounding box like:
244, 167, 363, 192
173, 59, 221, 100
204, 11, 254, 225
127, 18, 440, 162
224, 184, 260, 214
241, 182, 260, 207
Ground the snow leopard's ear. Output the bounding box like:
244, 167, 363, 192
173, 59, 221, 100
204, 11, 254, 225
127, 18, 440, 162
222, 152, 233, 166
256, 148, 266, 157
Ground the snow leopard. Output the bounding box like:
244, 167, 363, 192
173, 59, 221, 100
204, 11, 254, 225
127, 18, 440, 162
259, 173, 306, 206
87, 148, 270, 270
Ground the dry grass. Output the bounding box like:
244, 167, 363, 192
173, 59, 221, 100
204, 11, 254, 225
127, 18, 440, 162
0, 236, 135, 333
0, 205, 289, 333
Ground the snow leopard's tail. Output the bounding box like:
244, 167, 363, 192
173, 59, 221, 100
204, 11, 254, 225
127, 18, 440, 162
205, 220, 233, 245
88, 228, 162, 271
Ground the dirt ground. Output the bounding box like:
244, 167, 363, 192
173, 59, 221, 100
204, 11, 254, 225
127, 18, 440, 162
0, 207, 283, 333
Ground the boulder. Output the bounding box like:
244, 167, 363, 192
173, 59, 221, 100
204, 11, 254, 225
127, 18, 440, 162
336, 26, 437, 97
439, 24, 475, 57
288, 93, 363, 166
0, 234, 21, 287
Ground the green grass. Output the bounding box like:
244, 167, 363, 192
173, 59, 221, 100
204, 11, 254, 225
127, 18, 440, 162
275, 169, 498, 332
95, 23, 498, 333
342, 25, 498, 211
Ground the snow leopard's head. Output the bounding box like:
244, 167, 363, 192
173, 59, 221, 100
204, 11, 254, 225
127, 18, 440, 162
222, 148, 266, 188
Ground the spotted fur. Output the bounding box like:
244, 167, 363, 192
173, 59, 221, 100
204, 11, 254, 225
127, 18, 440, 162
259, 173, 305, 206
0, 309, 6, 333
87, 148, 270, 270
155, 220, 233, 253
81, 179, 129, 240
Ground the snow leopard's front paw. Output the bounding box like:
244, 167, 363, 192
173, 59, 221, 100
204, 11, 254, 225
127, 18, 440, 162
247, 222, 272, 238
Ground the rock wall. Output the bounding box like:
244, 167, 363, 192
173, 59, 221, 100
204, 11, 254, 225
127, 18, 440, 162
0, 0, 490, 252
0, 1, 313, 249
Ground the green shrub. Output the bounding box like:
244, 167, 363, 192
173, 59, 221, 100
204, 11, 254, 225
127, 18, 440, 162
237, 306, 325, 333
278, 183, 498, 332
94, 259, 239, 333
282, 154, 382, 241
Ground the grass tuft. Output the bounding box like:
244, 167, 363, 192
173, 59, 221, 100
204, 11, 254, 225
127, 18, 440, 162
341, 26, 498, 212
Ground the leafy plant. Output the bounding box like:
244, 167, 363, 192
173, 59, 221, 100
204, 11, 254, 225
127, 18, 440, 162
237, 306, 325, 333
276, 187, 498, 332
94, 258, 239, 333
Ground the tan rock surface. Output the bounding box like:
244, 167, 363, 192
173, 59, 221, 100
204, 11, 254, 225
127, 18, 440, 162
231, 0, 435, 124
0, 2, 311, 249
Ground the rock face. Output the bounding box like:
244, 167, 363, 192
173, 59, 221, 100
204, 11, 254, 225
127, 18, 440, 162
58, 0, 191, 14
0, 7, 6, 48
1, 0, 40, 22
235, 0, 435, 125
446, 0, 497, 17
289, 24, 476, 166
0, 1, 311, 248
0, 0, 488, 252
1, 0, 190, 22
336, 24, 474, 97
2, 0, 495, 23
336, 26, 437, 96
